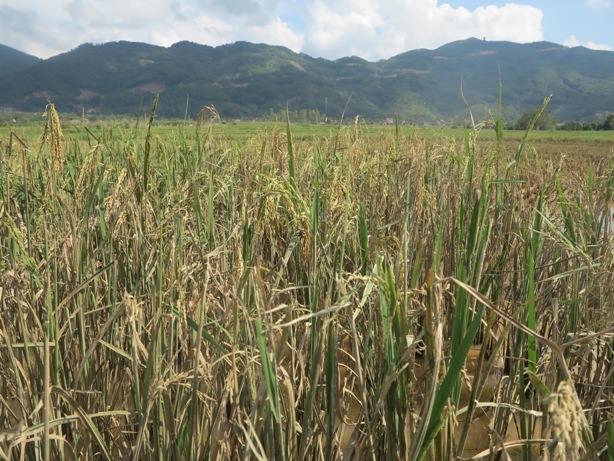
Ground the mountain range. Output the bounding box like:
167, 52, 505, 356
1, 38, 614, 122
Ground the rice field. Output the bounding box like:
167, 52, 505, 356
0, 102, 613, 460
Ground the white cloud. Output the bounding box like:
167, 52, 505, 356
201, 0, 280, 26
0, 0, 303, 58
585, 0, 612, 7
1, 0, 545, 60
303, 0, 543, 60
564, 35, 613, 51
0, 3, 75, 57
236, 16, 304, 51
304, 0, 383, 59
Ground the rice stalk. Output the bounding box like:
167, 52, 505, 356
0, 103, 612, 461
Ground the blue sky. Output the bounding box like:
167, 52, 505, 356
0, 0, 612, 60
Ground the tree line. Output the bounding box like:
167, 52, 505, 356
263, 108, 325, 124
511, 109, 614, 131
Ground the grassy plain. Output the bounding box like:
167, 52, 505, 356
0, 105, 613, 460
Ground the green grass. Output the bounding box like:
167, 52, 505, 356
0, 105, 612, 460
3, 117, 614, 142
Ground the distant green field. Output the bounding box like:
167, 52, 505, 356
3, 118, 614, 143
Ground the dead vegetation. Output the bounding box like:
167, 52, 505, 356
0, 104, 613, 460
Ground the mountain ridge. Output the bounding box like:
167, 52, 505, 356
0, 44, 42, 77
1, 38, 613, 122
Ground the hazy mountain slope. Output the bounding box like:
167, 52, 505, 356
0, 44, 42, 77
1, 38, 613, 121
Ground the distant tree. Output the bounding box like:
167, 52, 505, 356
602, 113, 614, 130
514, 108, 557, 130
560, 120, 579, 131
308, 109, 321, 123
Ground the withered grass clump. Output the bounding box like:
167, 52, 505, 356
0, 104, 612, 460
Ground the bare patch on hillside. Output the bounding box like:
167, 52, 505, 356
131, 83, 166, 93
76, 89, 100, 101
384, 68, 430, 78
29, 90, 54, 99
288, 60, 306, 72
474, 50, 498, 56
400, 68, 430, 74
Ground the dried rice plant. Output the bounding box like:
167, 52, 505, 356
40, 102, 65, 194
